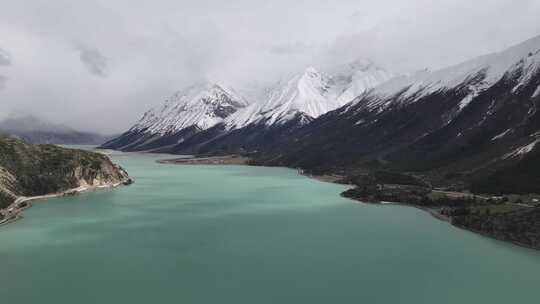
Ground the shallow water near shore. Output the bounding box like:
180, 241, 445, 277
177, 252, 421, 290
1, 151, 539, 304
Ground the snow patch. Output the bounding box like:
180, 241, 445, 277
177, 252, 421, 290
503, 138, 540, 159
457, 84, 489, 113
491, 128, 512, 141
353, 119, 365, 126
533, 84, 540, 98
458, 94, 474, 111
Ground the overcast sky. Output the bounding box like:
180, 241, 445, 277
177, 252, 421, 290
1, 0, 539, 133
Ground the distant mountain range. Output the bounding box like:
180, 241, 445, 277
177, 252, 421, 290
101, 59, 393, 153
103, 35, 540, 194
0, 115, 115, 145
255, 35, 540, 194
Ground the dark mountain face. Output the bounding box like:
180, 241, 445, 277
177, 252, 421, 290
165, 112, 313, 155
251, 65, 540, 194
103, 62, 392, 154
100, 126, 201, 152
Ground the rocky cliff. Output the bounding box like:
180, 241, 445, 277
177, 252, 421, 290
0, 136, 130, 210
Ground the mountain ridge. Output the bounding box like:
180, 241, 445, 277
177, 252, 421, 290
252, 35, 540, 194
102, 59, 393, 153
100, 82, 248, 151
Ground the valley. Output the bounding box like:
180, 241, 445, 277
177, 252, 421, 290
99, 34, 540, 249
3, 2, 540, 303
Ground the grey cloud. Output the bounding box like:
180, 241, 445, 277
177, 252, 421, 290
0, 0, 538, 133
77, 46, 109, 77
0, 75, 7, 89
269, 41, 309, 55
0, 48, 11, 66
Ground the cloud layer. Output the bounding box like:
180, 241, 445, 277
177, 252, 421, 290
0, 48, 11, 66
0, 75, 7, 89
77, 46, 109, 77
0, 0, 539, 133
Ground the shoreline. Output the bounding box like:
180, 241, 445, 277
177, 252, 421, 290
452, 223, 540, 251
300, 172, 453, 223
0, 177, 132, 227
158, 155, 539, 250
302, 172, 540, 250
307, 173, 540, 251
158, 156, 452, 223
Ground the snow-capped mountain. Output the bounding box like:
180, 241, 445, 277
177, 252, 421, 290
100, 83, 248, 151
226, 67, 339, 128
133, 83, 248, 134
163, 61, 393, 155
103, 33, 540, 195
358, 35, 540, 112
104, 59, 392, 153
254, 34, 540, 194
227, 62, 393, 129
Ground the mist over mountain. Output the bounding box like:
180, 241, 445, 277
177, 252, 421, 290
0, 115, 116, 145
101, 59, 393, 152
1, 0, 539, 133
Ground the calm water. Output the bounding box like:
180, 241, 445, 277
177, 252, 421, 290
0, 152, 539, 303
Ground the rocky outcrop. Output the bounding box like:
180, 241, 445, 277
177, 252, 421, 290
0, 166, 18, 207
0, 136, 130, 211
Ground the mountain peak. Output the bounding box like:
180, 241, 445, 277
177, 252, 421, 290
225, 60, 392, 129
105, 57, 394, 151
132, 82, 247, 135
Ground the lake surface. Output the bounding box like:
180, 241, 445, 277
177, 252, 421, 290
1, 152, 539, 303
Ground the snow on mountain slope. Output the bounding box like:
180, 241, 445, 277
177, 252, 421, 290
226, 67, 334, 128
131, 83, 248, 135
226, 61, 393, 129
533, 84, 540, 98
330, 59, 394, 104
104, 59, 392, 153
255, 34, 540, 181
361, 35, 540, 111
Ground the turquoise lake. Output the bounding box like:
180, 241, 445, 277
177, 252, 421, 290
0, 152, 539, 303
